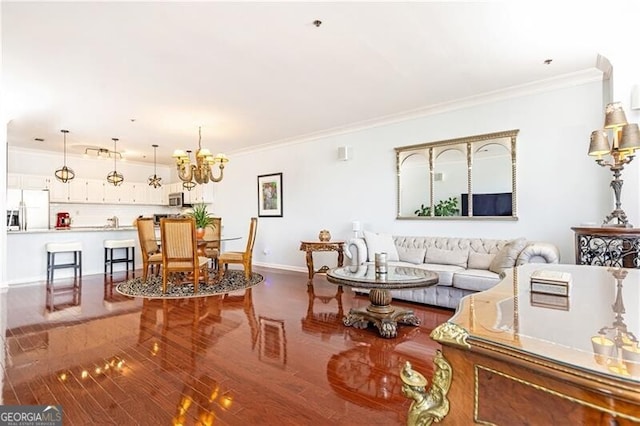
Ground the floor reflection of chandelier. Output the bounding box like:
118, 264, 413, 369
591, 268, 640, 376
173, 127, 229, 186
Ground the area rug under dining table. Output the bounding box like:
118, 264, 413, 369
116, 270, 264, 299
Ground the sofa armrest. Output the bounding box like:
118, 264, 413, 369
516, 242, 560, 265
347, 237, 368, 265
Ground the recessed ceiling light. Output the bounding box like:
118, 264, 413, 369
313, 20, 322, 27
544, 59, 553, 65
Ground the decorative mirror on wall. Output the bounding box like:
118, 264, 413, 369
396, 129, 518, 220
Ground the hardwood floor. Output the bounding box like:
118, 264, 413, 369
1, 267, 453, 425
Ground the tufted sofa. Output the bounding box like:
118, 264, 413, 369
346, 232, 560, 310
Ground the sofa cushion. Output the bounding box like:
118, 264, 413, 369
425, 247, 469, 268
397, 246, 427, 264
453, 269, 501, 292
415, 263, 464, 287
364, 230, 399, 262
468, 252, 496, 270
489, 237, 527, 274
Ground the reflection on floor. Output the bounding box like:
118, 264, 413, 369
2, 267, 453, 424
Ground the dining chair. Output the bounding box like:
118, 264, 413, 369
203, 217, 222, 270
136, 217, 162, 281
218, 217, 258, 281
160, 217, 210, 294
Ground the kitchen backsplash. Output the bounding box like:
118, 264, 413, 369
49, 203, 179, 228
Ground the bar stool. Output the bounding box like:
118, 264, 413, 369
46, 241, 83, 281
104, 239, 136, 275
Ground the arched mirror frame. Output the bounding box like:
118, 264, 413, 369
395, 129, 519, 220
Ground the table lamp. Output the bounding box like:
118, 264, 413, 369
588, 102, 640, 227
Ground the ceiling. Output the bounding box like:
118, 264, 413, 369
3, 1, 636, 165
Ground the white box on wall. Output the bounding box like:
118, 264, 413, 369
338, 146, 352, 161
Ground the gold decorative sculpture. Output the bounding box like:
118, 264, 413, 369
400, 350, 452, 426
430, 322, 470, 349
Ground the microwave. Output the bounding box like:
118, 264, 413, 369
168, 192, 184, 207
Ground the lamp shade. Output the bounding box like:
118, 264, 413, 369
619, 123, 640, 152
604, 102, 628, 129
588, 130, 610, 156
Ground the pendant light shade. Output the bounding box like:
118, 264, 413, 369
55, 129, 75, 183
148, 144, 162, 188
106, 137, 124, 186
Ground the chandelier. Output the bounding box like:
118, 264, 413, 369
148, 144, 162, 188
172, 127, 229, 185
106, 137, 124, 186
55, 129, 75, 183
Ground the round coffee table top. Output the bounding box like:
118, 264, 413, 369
326, 264, 438, 290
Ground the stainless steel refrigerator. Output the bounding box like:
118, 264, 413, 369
6, 189, 50, 230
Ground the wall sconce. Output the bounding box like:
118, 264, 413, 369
588, 102, 640, 227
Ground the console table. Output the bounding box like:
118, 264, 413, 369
572, 226, 640, 268
402, 264, 640, 425
299, 240, 345, 280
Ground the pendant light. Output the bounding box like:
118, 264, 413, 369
106, 137, 124, 186
148, 144, 162, 188
55, 129, 75, 182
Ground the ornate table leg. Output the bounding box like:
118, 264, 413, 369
342, 288, 421, 338
337, 247, 344, 267
305, 249, 314, 279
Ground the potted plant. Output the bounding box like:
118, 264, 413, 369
414, 197, 459, 217
188, 203, 216, 238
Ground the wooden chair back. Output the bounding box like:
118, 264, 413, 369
137, 217, 162, 280
244, 217, 258, 261
136, 218, 159, 258
160, 217, 207, 293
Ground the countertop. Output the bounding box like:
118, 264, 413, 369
7, 226, 137, 234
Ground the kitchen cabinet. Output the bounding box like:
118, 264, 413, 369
67, 178, 105, 203
86, 179, 105, 203
7, 173, 22, 189
147, 185, 165, 205
104, 182, 135, 204
47, 178, 70, 202
9, 172, 169, 205
8, 173, 52, 191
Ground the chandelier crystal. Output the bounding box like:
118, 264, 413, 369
148, 144, 162, 188
55, 129, 75, 183
106, 137, 124, 186
173, 127, 229, 186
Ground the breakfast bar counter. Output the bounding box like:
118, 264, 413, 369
7, 227, 141, 285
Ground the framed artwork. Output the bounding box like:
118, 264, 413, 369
257, 173, 283, 217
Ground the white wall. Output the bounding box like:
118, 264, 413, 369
3, 79, 618, 275
214, 80, 609, 270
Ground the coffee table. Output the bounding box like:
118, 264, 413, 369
326, 264, 438, 338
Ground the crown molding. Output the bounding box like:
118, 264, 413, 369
232, 68, 603, 156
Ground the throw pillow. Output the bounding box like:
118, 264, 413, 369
467, 252, 496, 270
489, 238, 527, 274
363, 230, 399, 262
425, 247, 469, 268
397, 247, 427, 264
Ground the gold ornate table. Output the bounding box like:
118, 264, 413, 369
299, 240, 345, 279
326, 265, 438, 338
403, 264, 640, 425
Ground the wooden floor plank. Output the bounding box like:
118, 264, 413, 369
2, 267, 452, 424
